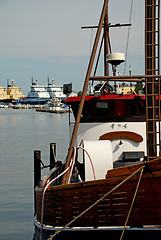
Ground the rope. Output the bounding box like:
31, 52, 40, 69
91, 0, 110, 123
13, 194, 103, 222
34, 151, 55, 170
35, 151, 45, 168
89, 28, 94, 57
120, 167, 144, 240
67, 147, 76, 184
124, 0, 134, 75
48, 164, 145, 240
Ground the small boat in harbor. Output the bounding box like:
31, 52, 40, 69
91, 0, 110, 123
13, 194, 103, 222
0, 103, 7, 108
34, 1, 161, 239
36, 98, 70, 114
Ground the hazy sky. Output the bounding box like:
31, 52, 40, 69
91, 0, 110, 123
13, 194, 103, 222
0, 0, 145, 94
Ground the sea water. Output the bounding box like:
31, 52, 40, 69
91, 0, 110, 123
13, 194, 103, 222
0, 108, 69, 240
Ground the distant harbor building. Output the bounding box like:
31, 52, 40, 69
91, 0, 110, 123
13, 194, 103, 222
0, 80, 24, 101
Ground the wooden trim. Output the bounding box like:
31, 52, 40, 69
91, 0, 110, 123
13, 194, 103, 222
99, 131, 143, 142
106, 157, 161, 178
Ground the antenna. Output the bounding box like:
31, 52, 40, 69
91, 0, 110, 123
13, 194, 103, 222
107, 53, 125, 92
106, 53, 125, 74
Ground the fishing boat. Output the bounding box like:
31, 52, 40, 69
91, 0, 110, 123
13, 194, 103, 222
34, 0, 161, 239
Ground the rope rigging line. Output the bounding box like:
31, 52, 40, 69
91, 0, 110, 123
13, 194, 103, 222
47, 164, 145, 240
124, 0, 134, 75
89, 27, 94, 58
120, 167, 144, 240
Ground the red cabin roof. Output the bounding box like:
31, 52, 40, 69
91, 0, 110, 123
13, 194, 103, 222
65, 94, 145, 104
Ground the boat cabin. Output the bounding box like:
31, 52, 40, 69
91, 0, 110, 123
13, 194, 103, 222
66, 92, 146, 123
65, 89, 147, 181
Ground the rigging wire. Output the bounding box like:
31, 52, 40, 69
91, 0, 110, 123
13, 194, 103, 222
124, 0, 134, 75
89, 27, 94, 57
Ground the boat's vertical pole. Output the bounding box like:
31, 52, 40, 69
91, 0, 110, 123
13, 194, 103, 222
50, 143, 56, 170
62, 0, 109, 184
104, 0, 109, 77
34, 150, 41, 215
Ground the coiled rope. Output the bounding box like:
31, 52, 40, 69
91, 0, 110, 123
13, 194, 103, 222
48, 164, 145, 240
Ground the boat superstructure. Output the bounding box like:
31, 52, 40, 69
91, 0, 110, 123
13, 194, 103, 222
46, 78, 66, 100
66, 93, 147, 177
28, 79, 50, 100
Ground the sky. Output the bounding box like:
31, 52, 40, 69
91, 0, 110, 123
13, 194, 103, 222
0, 0, 145, 95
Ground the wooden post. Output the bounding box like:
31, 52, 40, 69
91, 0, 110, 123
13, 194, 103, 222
34, 150, 41, 215
50, 143, 56, 170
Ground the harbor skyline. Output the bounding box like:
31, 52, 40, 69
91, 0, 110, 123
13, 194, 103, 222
0, 0, 144, 95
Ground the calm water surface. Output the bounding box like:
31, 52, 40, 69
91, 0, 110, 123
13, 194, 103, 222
0, 109, 69, 240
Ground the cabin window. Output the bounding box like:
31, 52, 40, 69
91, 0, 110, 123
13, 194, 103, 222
96, 101, 109, 116
96, 101, 108, 109
114, 101, 126, 117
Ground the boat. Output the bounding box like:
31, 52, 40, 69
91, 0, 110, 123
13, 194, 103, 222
18, 78, 76, 105
36, 97, 70, 114
19, 78, 50, 105
19, 78, 67, 105
34, 1, 161, 239
46, 78, 66, 100
0, 103, 6, 108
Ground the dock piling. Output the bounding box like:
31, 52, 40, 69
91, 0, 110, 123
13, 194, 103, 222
34, 150, 41, 215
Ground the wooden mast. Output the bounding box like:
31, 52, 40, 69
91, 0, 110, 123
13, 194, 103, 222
62, 0, 109, 184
